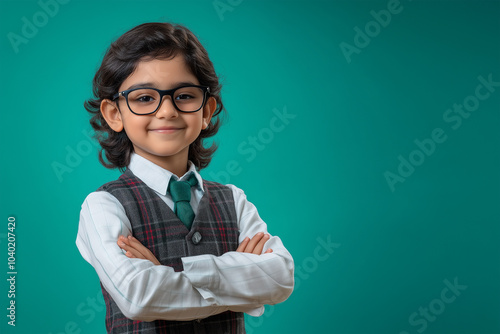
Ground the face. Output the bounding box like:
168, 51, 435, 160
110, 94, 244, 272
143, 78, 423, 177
101, 55, 215, 173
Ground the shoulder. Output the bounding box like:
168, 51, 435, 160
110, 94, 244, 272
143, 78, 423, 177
79, 190, 126, 227
214, 182, 249, 204
202, 179, 244, 194
201, 181, 252, 206
224, 183, 246, 197
97, 170, 133, 191
201, 179, 230, 191
81, 171, 137, 210
81, 189, 123, 208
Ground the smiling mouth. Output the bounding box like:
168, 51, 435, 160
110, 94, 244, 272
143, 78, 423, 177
149, 127, 183, 133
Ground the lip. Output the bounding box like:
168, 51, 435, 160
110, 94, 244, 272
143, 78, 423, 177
149, 126, 184, 134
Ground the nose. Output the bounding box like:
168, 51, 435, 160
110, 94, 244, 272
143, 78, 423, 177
155, 96, 178, 119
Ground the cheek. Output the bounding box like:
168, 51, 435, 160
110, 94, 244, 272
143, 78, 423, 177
122, 117, 148, 134
185, 115, 204, 130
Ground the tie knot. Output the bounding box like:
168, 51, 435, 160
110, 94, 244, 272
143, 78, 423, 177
168, 173, 198, 203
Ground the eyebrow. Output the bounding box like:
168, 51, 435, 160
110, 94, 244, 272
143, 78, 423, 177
125, 81, 199, 91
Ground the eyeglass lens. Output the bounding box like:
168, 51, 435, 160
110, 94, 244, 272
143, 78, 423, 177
126, 86, 205, 114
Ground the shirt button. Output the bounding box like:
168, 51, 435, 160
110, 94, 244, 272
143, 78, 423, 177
192, 231, 202, 245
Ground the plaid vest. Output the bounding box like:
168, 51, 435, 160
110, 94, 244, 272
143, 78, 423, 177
97, 169, 245, 333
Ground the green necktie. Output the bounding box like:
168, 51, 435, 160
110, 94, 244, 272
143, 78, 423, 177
168, 173, 198, 229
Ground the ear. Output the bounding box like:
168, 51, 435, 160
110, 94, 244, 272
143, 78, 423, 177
202, 97, 217, 130
100, 99, 124, 132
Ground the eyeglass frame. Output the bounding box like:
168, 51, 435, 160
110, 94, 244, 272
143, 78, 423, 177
112, 85, 210, 115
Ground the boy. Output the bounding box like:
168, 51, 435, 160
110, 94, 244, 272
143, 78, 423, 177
76, 22, 294, 333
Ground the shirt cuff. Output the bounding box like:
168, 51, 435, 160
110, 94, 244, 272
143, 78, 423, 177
182, 254, 219, 303
181, 254, 265, 317
245, 306, 265, 317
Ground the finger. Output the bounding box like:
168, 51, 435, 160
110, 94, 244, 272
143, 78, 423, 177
264, 248, 273, 254
252, 234, 270, 254
125, 251, 136, 258
118, 235, 134, 249
118, 236, 148, 259
118, 240, 146, 259
128, 236, 161, 265
118, 235, 128, 244
117, 236, 128, 250
126, 236, 152, 258
127, 236, 154, 259
244, 232, 264, 253
126, 236, 157, 260
236, 237, 250, 252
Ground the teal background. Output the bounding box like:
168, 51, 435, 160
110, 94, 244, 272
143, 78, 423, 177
1, 0, 499, 333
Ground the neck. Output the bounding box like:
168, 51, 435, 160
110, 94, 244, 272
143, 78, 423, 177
134, 149, 190, 178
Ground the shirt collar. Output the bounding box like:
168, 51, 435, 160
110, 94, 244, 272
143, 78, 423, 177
127, 153, 204, 195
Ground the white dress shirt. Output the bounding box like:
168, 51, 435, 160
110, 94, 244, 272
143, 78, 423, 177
76, 153, 294, 321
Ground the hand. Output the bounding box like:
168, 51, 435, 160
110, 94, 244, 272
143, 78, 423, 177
236, 232, 273, 255
117, 235, 161, 265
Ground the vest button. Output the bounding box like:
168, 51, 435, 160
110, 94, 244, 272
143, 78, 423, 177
192, 231, 202, 245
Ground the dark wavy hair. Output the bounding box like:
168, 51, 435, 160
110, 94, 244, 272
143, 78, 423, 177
84, 22, 224, 171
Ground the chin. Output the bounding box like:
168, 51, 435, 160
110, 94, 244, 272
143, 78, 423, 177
153, 149, 188, 158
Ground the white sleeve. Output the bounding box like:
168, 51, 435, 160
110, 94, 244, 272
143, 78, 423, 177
181, 185, 295, 317
76, 191, 230, 321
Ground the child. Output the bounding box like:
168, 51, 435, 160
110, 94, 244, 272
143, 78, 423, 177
76, 22, 294, 334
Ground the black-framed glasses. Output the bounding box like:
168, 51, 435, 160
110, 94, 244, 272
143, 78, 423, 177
112, 85, 210, 115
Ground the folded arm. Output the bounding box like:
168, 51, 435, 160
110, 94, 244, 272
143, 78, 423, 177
76, 191, 233, 321
77, 186, 294, 320
119, 231, 272, 263
115, 185, 295, 316
180, 185, 294, 316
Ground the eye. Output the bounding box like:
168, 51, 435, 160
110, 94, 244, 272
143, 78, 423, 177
135, 95, 156, 103
175, 93, 195, 100
127, 89, 159, 103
